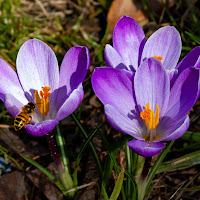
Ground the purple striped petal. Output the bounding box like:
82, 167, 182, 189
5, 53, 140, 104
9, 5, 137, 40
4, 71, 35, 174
16, 39, 59, 100
127, 139, 165, 157
165, 68, 199, 121
52, 46, 89, 115
0, 59, 25, 104
92, 67, 135, 115
113, 15, 145, 71
104, 104, 144, 140
4, 93, 27, 118
162, 115, 189, 141
55, 84, 84, 121
59, 46, 90, 96
176, 46, 200, 73
25, 119, 59, 136
104, 44, 128, 70
141, 26, 181, 70
134, 58, 170, 117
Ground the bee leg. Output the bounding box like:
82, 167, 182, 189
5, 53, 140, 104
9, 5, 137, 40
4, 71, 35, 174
29, 116, 32, 124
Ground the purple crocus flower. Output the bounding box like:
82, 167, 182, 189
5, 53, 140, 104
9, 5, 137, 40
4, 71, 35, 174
92, 58, 199, 157
105, 15, 200, 79
0, 39, 90, 136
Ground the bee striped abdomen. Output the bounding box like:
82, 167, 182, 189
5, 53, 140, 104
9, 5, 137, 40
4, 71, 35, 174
14, 112, 30, 131
14, 102, 36, 131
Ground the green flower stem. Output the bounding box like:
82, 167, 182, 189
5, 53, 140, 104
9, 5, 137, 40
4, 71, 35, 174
46, 130, 74, 198
55, 124, 70, 173
137, 157, 152, 200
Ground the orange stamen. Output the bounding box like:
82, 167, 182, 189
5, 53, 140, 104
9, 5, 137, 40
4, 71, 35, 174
140, 103, 159, 130
34, 86, 51, 115
140, 103, 160, 142
153, 55, 163, 61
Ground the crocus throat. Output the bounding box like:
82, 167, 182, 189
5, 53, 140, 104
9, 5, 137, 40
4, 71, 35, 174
140, 103, 160, 142
34, 86, 51, 115
153, 55, 163, 61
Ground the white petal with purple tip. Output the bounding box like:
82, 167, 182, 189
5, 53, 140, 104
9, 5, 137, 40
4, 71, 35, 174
16, 39, 59, 99
134, 58, 170, 117
113, 15, 145, 71
141, 26, 181, 70
56, 84, 84, 121
105, 104, 144, 140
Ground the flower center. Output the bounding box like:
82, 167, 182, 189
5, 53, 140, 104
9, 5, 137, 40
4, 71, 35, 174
34, 86, 51, 115
140, 103, 161, 142
153, 55, 163, 61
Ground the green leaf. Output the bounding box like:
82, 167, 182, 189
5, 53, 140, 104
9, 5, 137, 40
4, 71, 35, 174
157, 150, 200, 173
102, 183, 109, 200
20, 154, 68, 196
185, 31, 200, 45
125, 144, 133, 199
99, 131, 126, 200
71, 113, 103, 175
110, 168, 125, 200
73, 121, 104, 185
145, 140, 175, 194
182, 131, 200, 142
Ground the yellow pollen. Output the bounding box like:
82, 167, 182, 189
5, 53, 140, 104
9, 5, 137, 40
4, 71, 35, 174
34, 86, 51, 115
153, 55, 163, 61
140, 103, 160, 130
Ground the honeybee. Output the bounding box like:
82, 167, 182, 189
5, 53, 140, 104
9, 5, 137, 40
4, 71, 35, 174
14, 102, 36, 131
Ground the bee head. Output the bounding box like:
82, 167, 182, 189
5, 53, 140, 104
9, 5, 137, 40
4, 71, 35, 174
28, 102, 35, 109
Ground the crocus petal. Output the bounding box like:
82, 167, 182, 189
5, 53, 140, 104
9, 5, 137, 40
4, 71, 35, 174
92, 67, 135, 115
105, 104, 144, 140
165, 68, 199, 121
176, 46, 200, 73
55, 84, 84, 121
134, 58, 170, 117
161, 115, 189, 141
113, 15, 145, 71
167, 68, 178, 83
127, 139, 165, 157
104, 44, 128, 70
0, 59, 25, 103
16, 39, 59, 99
4, 93, 27, 117
141, 26, 181, 70
59, 46, 90, 96
25, 119, 59, 136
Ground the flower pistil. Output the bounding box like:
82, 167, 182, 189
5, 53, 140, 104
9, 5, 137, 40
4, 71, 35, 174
140, 103, 160, 142
34, 86, 51, 115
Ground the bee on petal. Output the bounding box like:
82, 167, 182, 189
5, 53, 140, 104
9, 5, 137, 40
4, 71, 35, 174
14, 102, 36, 131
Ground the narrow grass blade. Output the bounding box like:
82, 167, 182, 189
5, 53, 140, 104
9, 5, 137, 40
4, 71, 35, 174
145, 140, 175, 193
185, 31, 200, 45
102, 183, 109, 200
73, 121, 104, 185
20, 154, 67, 195
99, 131, 126, 200
71, 113, 103, 175
0, 145, 23, 170
101, 155, 114, 190
110, 168, 125, 200
157, 150, 200, 173
125, 144, 133, 199
182, 131, 200, 142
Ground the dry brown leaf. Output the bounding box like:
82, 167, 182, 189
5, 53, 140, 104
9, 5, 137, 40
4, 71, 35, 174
107, 0, 149, 35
